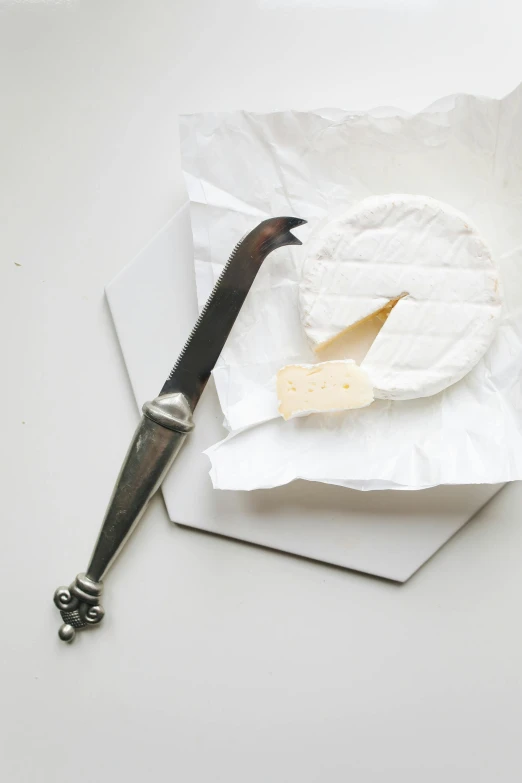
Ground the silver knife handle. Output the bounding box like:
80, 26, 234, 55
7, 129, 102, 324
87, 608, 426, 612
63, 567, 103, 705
53, 393, 194, 642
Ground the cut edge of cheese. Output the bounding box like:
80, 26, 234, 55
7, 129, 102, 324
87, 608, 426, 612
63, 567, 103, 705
314, 293, 408, 354
277, 360, 374, 421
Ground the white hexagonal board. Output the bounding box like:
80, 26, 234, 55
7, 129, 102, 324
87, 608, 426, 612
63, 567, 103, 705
106, 204, 502, 582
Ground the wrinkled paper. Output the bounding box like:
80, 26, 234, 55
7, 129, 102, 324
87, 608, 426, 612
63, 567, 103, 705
180, 85, 522, 490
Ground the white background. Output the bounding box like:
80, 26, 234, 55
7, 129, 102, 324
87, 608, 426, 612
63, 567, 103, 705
2, 1, 522, 781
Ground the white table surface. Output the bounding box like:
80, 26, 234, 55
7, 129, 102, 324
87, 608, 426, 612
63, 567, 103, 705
2, 1, 522, 781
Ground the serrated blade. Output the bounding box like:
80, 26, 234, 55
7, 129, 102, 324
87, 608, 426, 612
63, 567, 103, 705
160, 216, 307, 408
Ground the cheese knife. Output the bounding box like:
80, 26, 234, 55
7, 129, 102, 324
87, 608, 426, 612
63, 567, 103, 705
53, 216, 306, 642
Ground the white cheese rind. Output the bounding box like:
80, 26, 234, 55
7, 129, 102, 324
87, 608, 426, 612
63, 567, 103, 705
299, 194, 502, 401
277, 361, 374, 420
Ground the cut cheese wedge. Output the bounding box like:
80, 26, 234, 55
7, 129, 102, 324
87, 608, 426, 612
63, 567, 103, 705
277, 361, 374, 420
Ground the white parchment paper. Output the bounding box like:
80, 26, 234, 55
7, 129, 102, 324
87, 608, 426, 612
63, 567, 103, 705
180, 85, 522, 490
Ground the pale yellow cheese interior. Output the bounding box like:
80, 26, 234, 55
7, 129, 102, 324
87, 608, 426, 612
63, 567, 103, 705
277, 361, 374, 420
314, 294, 408, 357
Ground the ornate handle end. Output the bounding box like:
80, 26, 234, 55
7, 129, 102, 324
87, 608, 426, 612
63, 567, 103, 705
53, 574, 104, 643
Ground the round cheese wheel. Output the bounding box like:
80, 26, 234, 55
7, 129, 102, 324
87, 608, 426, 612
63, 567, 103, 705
299, 194, 502, 400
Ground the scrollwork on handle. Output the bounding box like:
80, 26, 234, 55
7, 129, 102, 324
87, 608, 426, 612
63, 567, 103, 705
53, 573, 104, 642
